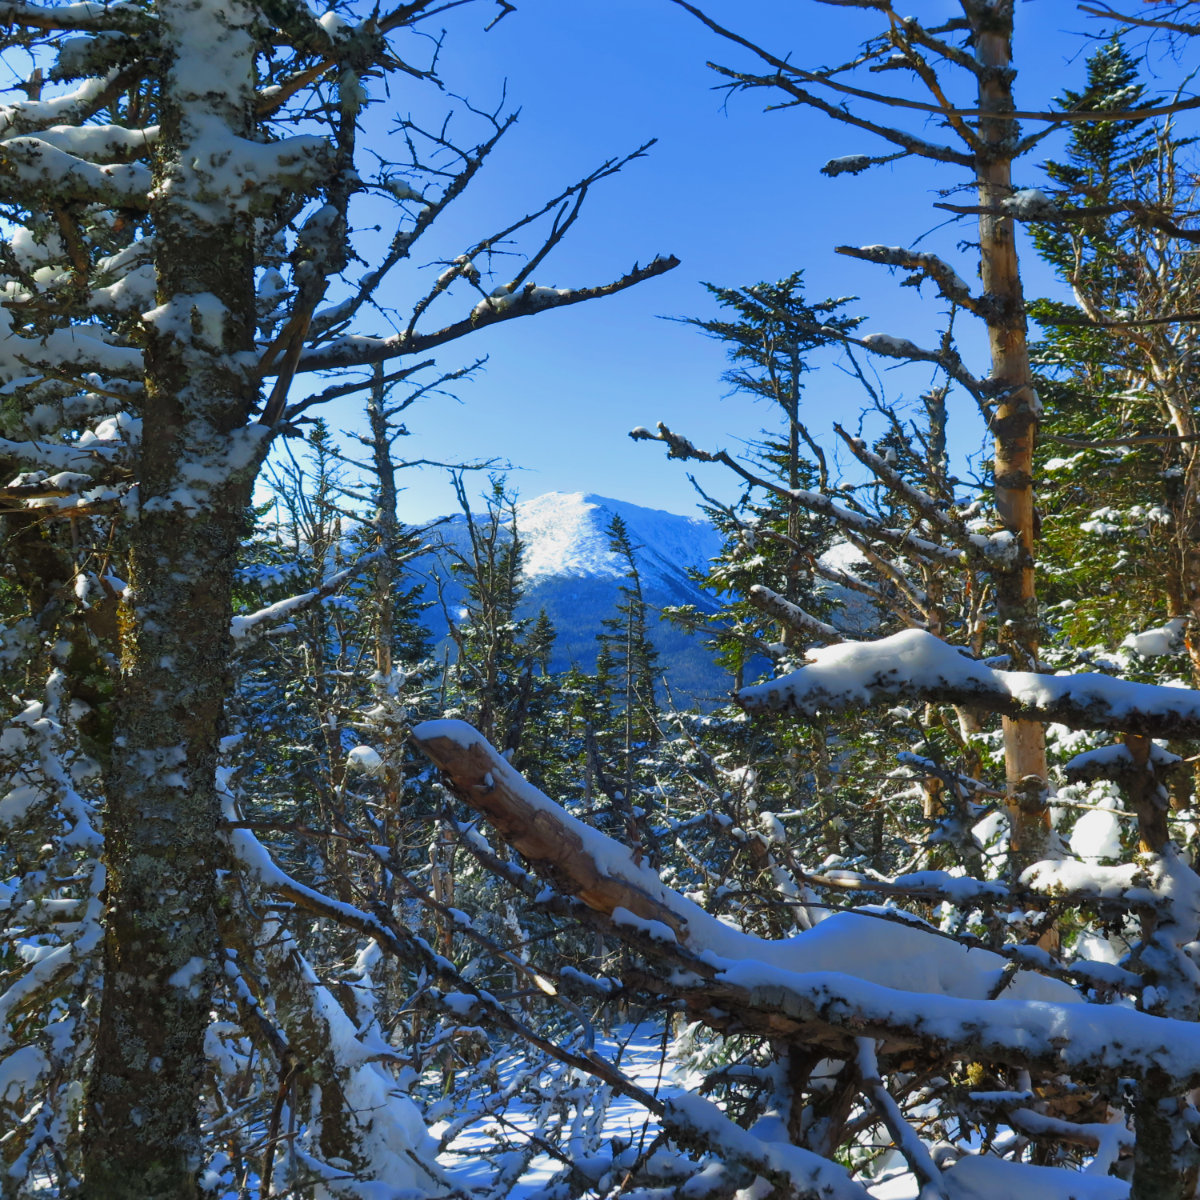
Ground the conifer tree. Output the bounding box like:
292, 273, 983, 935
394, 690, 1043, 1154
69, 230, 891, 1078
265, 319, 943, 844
506, 607, 561, 790
443, 476, 541, 759
595, 514, 661, 783
1030, 38, 1200, 679
656, 276, 880, 859
670, 275, 856, 675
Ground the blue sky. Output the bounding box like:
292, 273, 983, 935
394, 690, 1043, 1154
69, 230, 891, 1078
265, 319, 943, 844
322, 1, 1133, 521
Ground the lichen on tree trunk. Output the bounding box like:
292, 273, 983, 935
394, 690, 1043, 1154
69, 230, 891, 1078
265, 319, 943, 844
82, 0, 266, 1191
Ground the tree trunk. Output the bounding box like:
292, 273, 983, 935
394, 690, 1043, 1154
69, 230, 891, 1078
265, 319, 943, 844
369, 364, 397, 682
82, 1, 265, 1192
970, 0, 1049, 870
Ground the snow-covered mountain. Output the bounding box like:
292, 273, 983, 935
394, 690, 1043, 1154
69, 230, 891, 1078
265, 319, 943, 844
416, 492, 730, 703
516, 492, 721, 590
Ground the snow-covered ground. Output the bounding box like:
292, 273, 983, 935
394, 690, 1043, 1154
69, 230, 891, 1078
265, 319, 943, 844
436, 1021, 681, 1198
436, 1015, 1130, 1199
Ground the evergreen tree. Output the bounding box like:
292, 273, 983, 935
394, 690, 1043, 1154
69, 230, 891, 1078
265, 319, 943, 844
443, 477, 538, 757
595, 515, 661, 775
657, 276, 892, 861
1028, 37, 1199, 664
670, 275, 858, 678
506, 607, 562, 791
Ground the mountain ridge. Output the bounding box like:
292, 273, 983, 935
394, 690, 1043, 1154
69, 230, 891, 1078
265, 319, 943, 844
416, 491, 731, 703
515, 491, 721, 586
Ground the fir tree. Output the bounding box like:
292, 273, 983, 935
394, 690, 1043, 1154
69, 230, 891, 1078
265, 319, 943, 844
443, 477, 551, 761
667, 275, 856, 679
595, 514, 661, 775
1028, 37, 1188, 658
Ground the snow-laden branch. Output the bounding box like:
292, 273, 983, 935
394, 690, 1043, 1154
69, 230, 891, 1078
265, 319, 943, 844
413, 720, 689, 940
409, 720, 1200, 1092
3, 321, 143, 381
663, 1092, 870, 1200
936, 195, 1200, 245
738, 627, 1200, 739
747, 583, 840, 643
856, 1038, 948, 1199
835, 243, 986, 315
1020, 849, 1198, 919
849, 328, 986, 399
0, 0, 150, 32
1005, 1103, 1133, 1165
0, 136, 152, 206
0, 436, 119, 474
229, 553, 412, 644
307, 112, 519, 341
0, 74, 128, 139
399, 140, 661, 345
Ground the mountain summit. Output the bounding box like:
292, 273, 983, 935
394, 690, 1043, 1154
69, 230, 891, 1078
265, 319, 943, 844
420, 491, 729, 702
516, 491, 721, 586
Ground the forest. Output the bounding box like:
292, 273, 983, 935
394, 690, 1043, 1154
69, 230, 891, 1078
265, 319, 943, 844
8, 0, 1200, 1197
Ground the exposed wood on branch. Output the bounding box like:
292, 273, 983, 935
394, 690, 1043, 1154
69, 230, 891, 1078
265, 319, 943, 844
410, 725, 689, 939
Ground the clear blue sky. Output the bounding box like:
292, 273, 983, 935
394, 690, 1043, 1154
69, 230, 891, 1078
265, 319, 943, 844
318, 1, 1146, 522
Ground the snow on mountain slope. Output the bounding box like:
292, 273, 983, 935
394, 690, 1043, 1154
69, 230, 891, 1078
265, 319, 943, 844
418, 492, 729, 702
415, 492, 879, 704
516, 492, 721, 587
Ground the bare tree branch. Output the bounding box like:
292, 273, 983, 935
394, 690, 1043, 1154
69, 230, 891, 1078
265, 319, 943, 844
294, 256, 680, 371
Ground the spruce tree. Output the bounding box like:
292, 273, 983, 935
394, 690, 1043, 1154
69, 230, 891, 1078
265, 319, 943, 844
667, 275, 855, 678
443, 477, 561, 768
1028, 38, 1190, 661
595, 514, 661, 779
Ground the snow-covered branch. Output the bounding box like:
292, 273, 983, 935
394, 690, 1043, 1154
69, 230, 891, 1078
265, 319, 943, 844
848, 327, 987, 399
835, 243, 986, 315
738, 628, 1200, 740
0, 0, 150, 32
409, 720, 1200, 1093
746, 583, 840, 643
663, 1092, 870, 1200
856, 1038, 948, 1199
229, 561, 363, 643
0, 136, 152, 206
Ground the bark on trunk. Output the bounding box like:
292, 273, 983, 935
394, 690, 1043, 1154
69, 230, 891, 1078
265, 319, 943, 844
970, 0, 1049, 870
82, 1, 265, 1192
